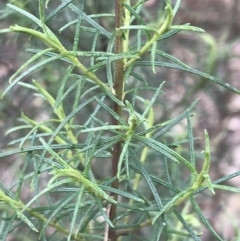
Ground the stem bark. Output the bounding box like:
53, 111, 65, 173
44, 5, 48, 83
109, 0, 125, 240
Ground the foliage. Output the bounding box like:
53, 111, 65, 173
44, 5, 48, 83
0, 0, 240, 240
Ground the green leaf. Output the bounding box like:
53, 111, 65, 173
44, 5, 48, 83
9, 48, 53, 84
124, 64, 134, 84
0, 143, 92, 159
117, 135, 131, 179
93, 134, 125, 157
68, 51, 114, 57
187, 110, 196, 171
38, 0, 45, 26
126, 86, 159, 95
67, 3, 111, 38
72, 0, 84, 51
171, 25, 205, 33
157, 23, 190, 41
0, 28, 13, 33
162, 150, 173, 195
74, 203, 95, 234
16, 131, 37, 198
135, 61, 240, 94
155, 49, 190, 68
123, 3, 147, 26
212, 184, 240, 193
134, 103, 193, 153
94, 97, 127, 125
80, 125, 128, 133
134, 135, 179, 163
39, 192, 78, 238
139, 82, 165, 121
174, 210, 201, 241
16, 82, 38, 91
68, 188, 84, 241
2, 54, 62, 98
5, 125, 32, 136
166, 229, 197, 238
88, 13, 115, 18
8, 133, 51, 146
106, 57, 113, 90
130, 72, 148, 86
83, 132, 101, 179
19, 117, 61, 149
129, 147, 163, 211
152, 222, 164, 240
90, 31, 100, 66
54, 65, 75, 110
119, 25, 158, 33
41, 0, 72, 28
173, 0, 181, 16
136, 123, 162, 136
191, 198, 224, 241
94, 197, 114, 228
99, 185, 145, 203
7, 4, 42, 26
16, 211, 38, 232
137, 29, 142, 50
0, 215, 16, 241
151, 42, 157, 73
21, 178, 74, 213
123, 2, 151, 40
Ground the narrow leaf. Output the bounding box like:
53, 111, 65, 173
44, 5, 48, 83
130, 72, 148, 86
2, 54, 62, 98
151, 42, 157, 73
99, 185, 145, 203
21, 178, 73, 213
94, 97, 127, 125
39, 192, 78, 238
42, 0, 72, 27
152, 222, 164, 240
106, 57, 113, 90
155, 49, 190, 69
171, 25, 205, 33
123, 3, 151, 39
140, 81, 165, 121
7, 4, 42, 26
68, 3, 111, 38
9, 48, 53, 84
16, 211, 38, 232
212, 185, 240, 193
119, 25, 158, 33
80, 125, 128, 133
129, 148, 163, 211
174, 210, 201, 241
68, 188, 84, 241
0, 28, 13, 33
135, 61, 240, 94
54, 65, 75, 110
173, 0, 181, 16
191, 198, 224, 241
117, 136, 131, 179
95, 197, 114, 228
186, 110, 195, 169
72, 0, 84, 51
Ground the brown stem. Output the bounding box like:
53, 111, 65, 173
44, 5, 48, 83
109, 0, 125, 240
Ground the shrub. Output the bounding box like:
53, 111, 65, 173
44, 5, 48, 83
0, 1, 240, 240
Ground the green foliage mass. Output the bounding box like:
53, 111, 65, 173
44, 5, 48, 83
0, 1, 240, 240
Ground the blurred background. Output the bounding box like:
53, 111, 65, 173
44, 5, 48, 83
0, 0, 240, 240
